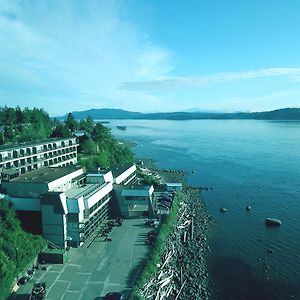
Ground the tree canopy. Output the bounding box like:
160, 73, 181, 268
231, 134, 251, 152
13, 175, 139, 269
0, 200, 46, 300
0, 106, 52, 144
0, 106, 134, 169
78, 121, 134, 169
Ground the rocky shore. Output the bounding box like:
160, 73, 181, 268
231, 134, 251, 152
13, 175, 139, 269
137, 159, 212, 299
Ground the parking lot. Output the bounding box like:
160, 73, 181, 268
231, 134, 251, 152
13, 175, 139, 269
13, 217, 153, 300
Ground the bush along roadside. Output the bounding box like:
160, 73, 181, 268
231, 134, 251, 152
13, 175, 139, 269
130, 186, 211, 300
130, 192, 181, 299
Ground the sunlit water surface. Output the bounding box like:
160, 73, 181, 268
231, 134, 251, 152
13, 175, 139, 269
106, 119, 300, 300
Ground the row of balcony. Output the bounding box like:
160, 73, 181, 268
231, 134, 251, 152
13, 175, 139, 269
43, 147, 76, 158
0, 148, 77, 165
1, 157, 77, 178
78, 205, 109, 241
0, 153, 77, 169
0, 143, 78, 162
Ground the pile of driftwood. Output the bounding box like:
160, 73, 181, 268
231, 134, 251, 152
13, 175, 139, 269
139, 187, 210, 300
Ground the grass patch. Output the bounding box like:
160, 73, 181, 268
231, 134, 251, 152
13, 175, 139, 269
130, 193, 181, 299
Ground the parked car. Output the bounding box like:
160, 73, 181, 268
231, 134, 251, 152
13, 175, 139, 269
17, 276, 27, 285
30, 282, 46, 300
104, 292, 125, 300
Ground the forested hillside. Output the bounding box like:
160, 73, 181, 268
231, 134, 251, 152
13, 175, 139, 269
0, 200, 46, 300
0, 106, 133, 169
64, 107, 300, 120
65, 113, 134, 168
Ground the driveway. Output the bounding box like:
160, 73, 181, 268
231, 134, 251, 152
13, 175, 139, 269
13, 217, 152, 300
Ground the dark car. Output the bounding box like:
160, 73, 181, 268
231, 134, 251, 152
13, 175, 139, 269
17, 276, 27, 285
104, 292, 125, 300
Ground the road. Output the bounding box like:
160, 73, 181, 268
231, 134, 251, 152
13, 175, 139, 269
13, 217, 152, 300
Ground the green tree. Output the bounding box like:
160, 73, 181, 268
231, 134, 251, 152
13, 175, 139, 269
51, 125, 72, 138
66, 112, 77, 132
78, 117, 94, 135
80, 140, 97, 155
3, 125, 16, 143
3, 107, 17, 125
92, 123, 110, 145
0, 199, 46, 300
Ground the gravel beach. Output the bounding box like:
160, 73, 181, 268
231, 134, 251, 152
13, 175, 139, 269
137, 159, 212, 299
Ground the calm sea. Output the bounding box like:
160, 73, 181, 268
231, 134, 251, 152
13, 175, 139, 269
106, 119, 300, 300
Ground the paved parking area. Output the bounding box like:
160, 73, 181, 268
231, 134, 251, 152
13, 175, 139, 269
13, 218, 153, 300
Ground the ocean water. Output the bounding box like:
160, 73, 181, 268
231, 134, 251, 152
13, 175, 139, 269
107, 119, 300, 300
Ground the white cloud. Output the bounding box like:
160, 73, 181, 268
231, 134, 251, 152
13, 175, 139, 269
135, 45, 174, 79
1, 1, 299, 114
0, 0, 173, 114
121, 67, 300, 91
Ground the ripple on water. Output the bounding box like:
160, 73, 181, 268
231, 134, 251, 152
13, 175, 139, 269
109, 119, 300, 300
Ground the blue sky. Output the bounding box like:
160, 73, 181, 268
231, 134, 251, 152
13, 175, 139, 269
0, 0, 300, 116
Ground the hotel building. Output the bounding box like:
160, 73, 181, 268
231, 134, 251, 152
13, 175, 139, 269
0, 137, 78, 181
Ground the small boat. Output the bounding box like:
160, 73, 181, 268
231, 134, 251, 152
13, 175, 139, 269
116, 125, 127, 130
220, 207, 227, 213
246, 205, 251, 211
265, 218, 282, 226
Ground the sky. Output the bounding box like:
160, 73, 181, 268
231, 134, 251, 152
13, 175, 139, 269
0, 0, 300, 116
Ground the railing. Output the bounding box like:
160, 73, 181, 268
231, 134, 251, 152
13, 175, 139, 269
72, 182, 107, 199
46, 239, 61, 249
0, 144, 78, 163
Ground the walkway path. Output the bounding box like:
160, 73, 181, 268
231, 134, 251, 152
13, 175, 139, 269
14, 218, 152, 300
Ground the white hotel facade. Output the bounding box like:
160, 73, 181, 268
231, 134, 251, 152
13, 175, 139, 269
0, 137, 78, 181
0, 138, 158, 249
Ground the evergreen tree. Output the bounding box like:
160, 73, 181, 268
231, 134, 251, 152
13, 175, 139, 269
51, 124, 72, 138
65, 112, 77, 132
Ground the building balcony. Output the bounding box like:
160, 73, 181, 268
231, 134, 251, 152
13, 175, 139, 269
0, 143, 79, 163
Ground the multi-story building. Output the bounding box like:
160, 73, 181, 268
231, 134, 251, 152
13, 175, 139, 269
0, 137, 78, 181
116, 184, 155, 217
2, 166, 114, 248
106, 163, 155, 217
1, 163, 140, 248
107, 163, 137, 185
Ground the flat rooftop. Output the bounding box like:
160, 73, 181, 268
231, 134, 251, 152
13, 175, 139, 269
65, 182, 108, 199
10, 167, 82, 184
121, 184, 153, 197
115, 184, 152, 190
105, 163, 135, 178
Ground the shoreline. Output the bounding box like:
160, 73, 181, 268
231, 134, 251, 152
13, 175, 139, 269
134, 159, 212, 299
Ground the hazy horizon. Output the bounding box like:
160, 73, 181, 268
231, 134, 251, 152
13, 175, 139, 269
1, 0, 300, 116
65, 106, 297, 115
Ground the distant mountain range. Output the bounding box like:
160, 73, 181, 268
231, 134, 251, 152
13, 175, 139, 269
64, 108, 300, 120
